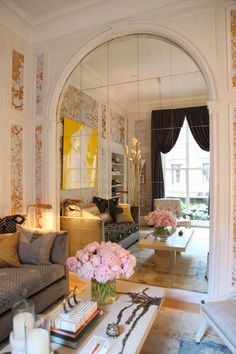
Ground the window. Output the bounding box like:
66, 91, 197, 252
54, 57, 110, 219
171, 164, 182, 183
163, 120, 210, 215
202, 163, 210, 183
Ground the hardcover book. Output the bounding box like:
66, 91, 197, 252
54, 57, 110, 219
50, 309, 102, 349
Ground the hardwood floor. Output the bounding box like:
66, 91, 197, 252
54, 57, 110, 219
162, 298, 200, 313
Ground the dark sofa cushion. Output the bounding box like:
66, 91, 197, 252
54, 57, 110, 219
0, 264, 66, 315
92, 196, 107, 213
0, 214, 25, 234
105, 222, 139, 243
92, 196, 122, 221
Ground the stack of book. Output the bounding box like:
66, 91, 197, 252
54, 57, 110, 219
47, 300, 101, 348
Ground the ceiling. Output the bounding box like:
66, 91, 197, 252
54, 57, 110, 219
2, 0, 205, 27
2, 0, 106, 24
2, 2, 208, 113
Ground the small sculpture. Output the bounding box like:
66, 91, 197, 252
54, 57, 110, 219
106, 323, 120, 337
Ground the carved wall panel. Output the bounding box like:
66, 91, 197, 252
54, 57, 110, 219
11, 50, 24, 111
35, 125, 43, 227
231, 9, 236, 88
60, 85, 98, 128
11, 124, 23, 213
35, 54, 44, 116
110, 109, 125, 145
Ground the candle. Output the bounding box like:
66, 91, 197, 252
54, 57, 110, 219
13, 312, 34, 340
26, 328, 50, 354
9, 331, 25, 352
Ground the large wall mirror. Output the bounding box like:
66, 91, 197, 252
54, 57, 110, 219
57, 34, 209, 293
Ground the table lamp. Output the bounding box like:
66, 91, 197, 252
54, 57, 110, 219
26, 203, 52, 215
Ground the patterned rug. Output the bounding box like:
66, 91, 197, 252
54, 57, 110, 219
141, 307, 231, 354
128, 227, 209, 293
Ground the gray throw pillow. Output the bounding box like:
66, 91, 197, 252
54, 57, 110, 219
16, 225, 57, 265
50, 232, 68, 265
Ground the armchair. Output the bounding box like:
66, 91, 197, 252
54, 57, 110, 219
195, 287, 236, 353
153, 198, 191, 228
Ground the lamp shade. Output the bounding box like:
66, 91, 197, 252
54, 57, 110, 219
26, 204, 52, 215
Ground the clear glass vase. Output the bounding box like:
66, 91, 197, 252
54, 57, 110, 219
91, 279, 116, 305
154, 227, 169, 241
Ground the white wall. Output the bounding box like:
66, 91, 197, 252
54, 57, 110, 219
0, 24, 34, 217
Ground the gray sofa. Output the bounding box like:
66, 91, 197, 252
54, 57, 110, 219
104, 221, 139, 248
0, 231, 69, 342
104, 206, 139, 249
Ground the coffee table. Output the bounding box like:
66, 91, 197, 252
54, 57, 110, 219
138, 228, 194, 267
0, 280, 164, 354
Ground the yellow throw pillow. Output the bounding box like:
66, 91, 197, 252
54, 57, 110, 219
0, 232, 22, 267
118, 204, 134, 223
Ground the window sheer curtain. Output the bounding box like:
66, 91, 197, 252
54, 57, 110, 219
151, 106, 209, 205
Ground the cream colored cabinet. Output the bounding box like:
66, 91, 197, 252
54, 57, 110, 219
60, 210, 103, 256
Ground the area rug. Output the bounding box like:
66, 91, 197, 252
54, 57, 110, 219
128, 227, 209, 293
141, 307, 231, 354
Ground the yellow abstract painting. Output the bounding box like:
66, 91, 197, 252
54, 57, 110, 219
62, 118, 98, 189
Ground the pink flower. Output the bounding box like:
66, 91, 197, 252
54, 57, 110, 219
115, 247, 129, 259
123, 260, 135, 278
90, 254, 101, 267
67, 241, 136, 282
76, 250, 90, 263
80, 261, 94, 280
145, 210, 176, 228
84, 241, 99, 254
66, 257, 78, 272
128, 254, 136, 268
110, 263, 122, 279
98, 248, 116, 265
94, 264, 114, 283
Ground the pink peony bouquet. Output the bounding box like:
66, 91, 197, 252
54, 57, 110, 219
144, 209, 177, 228
66, 241, 136, 283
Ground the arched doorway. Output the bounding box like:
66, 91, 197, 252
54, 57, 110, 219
46, 26, 229, 300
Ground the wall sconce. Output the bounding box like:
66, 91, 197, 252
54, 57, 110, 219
26, 203, 52, 215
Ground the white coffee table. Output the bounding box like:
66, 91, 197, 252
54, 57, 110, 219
0, 280, 164, 354
138, 228, 194, 266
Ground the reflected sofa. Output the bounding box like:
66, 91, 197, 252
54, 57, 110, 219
60, 199, 139, 253
92, 197, 139, 249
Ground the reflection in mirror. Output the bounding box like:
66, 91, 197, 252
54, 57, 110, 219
108, 36, 138, 85
82, 43, 108, 90
62, 118, 98, 190
57, 33, 209, 294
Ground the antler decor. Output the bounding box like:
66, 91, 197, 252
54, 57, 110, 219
124, 138, 145, 206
